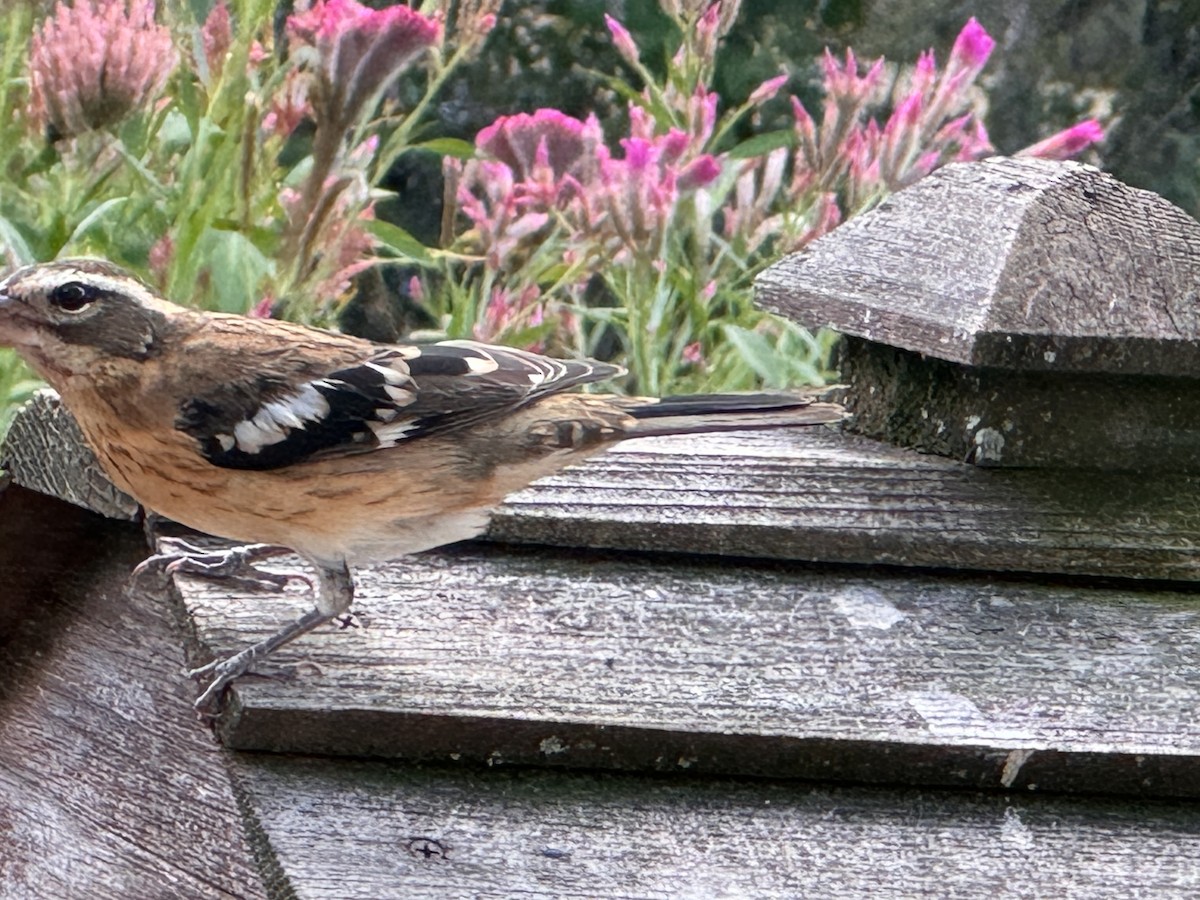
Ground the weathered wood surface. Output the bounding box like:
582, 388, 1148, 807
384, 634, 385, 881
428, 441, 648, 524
233, 755, 1200, 899
490, 428, 1200, 581
1, 389, 139, 520
756, 157, 1200, 470
0, 485, 265, 899
827, 336, 1200, 470
11, 391, 1200, 581
756, 157, 1200, 374
176, 540, 1200, 797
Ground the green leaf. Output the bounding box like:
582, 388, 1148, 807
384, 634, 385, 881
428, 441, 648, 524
725, 129, 795, 160
412, 137, 477, 160
364, 219, 433, 264
62, 197, 129, 252
722, 324, 788, 388
0, 215, 35, 265
156, 109, 194, 154
195, 228, 273, 313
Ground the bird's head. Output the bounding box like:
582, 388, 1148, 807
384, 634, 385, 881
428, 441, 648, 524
0, 259, 178, 382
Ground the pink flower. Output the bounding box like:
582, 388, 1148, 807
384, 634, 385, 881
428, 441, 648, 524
948, 17, 995, 77
591, 126, 721, 253
458, 93, 729, 269
406, 275, 424, 303
453, 0, 501, 49
1017, 119, 1105, 160
28, 0, 178, 138
694, 2, 723, 61
455, 156, 554, 269
678, 155, 721, 190
318, 201, 378, 300
476, 284, 548, 347
249, 295, 276, 318
280, 169, 379, 301
821, 48, 883, 103
910, 50, 937, 96
748, 73, 789, 107
953, 117, 992, 161
604, 14, 639, 67
201, 1, 232, 80
148, 233, 173, 282
287, 0, 440, 129
686, 87, 719, 152
263, 69, 312, 138
476, 109, 590, 182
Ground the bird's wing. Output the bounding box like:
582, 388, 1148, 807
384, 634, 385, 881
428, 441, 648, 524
175, 339, 623, 471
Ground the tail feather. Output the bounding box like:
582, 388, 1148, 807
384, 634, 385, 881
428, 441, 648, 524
620, 390, 846, 437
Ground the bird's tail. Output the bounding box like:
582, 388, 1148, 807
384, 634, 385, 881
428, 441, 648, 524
618, 390, 846, 437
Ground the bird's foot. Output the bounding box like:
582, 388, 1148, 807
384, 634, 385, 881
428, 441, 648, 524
188, 647, 260, 714
133, 539, 309, 594
187, 606, 335, 713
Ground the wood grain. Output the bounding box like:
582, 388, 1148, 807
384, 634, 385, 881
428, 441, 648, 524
756, 157, 1200, 374
0, 485, 265, 899
232, 755, 1200, 899
1, 389, 139, 520
489, 428, 1200, 581
11, 390, 1200, 581
175, 540, 1200, 797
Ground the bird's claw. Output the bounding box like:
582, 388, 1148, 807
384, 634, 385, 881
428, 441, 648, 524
189, 654, 250, 713
134, 540, 306, 594
186, 606, 337, 712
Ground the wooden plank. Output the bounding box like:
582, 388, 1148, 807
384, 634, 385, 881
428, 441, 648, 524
0, 486, 265, 899
1, 389, 139, 520
756, 159, 1200, 471
231, 754, 1200, 898
11, 391, 1200, 581
175, 540, 1200, 797
755, 157, 1200, 375
489, 427, 1200, 581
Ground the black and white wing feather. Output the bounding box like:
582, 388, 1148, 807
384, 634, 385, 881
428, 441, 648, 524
176, 340, 621, 470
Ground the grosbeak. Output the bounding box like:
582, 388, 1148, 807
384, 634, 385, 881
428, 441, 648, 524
0, 259, 844, 709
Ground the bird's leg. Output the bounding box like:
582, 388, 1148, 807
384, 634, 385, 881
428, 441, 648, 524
189, 560, 354, 713
133, 538, 305, 593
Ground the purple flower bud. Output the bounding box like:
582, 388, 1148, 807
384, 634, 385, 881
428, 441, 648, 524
604, 14, 639, 67
948, 17, 995, 77
1017, 119, 1105, 160
287, 0, 440, 129
748, 73, 788, 107
201, 1, 233, 80
678, 155, 721, 190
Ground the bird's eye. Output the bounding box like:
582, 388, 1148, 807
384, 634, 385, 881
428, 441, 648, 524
50, 281, 96, 312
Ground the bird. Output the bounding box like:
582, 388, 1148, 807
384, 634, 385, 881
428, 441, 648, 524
0, 258, 845, 710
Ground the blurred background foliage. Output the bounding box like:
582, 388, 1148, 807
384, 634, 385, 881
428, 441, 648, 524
0, 0, 1185, 438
